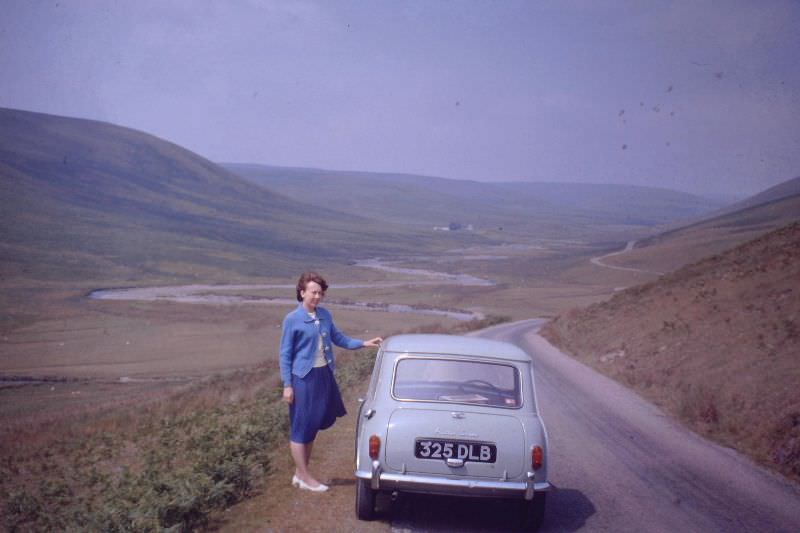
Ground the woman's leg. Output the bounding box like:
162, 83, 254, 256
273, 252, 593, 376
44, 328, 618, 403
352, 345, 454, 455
304, 440, 314, 465
290, 440, 314, 475
290, 440, 324, 487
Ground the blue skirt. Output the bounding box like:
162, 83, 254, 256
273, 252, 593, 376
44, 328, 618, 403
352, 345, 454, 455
289, 365, 347, 444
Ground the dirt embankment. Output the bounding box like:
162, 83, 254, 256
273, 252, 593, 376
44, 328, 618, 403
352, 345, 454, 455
541, 222, 800, 482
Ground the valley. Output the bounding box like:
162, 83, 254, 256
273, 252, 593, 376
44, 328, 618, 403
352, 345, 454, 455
0, 237, 637, 431
2, 107, 799, 530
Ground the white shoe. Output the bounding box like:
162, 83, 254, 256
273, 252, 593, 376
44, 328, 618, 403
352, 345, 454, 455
292, 474, 329, 492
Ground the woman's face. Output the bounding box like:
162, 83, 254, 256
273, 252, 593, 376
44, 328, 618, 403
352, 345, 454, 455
300, 280, 324, 310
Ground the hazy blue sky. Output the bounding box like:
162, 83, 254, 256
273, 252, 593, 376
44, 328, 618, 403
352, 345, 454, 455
2, 0, 799, 196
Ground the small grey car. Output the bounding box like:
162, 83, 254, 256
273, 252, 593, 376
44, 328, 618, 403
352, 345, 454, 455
354, 334, 550, 529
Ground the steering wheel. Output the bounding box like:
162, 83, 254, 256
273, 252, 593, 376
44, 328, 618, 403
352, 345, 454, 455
460, 379, 497, 390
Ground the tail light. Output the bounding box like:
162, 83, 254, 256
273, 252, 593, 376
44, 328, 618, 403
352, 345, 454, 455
532, 445, 543, 470
369, 435, 381, 459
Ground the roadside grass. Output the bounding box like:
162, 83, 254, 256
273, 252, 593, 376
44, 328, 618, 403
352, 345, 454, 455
1, 315, 509, 532
1, 362, 288, 532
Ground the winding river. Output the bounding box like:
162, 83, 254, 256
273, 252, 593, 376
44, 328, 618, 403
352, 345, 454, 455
90, 258, 494, 321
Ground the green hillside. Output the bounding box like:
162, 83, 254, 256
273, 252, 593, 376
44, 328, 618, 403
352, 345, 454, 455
616, 184, 800, 273
0, 108, 468, 283
223, 163, 723, 240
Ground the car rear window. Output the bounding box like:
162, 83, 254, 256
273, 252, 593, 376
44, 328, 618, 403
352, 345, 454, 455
392, 357, 521, 408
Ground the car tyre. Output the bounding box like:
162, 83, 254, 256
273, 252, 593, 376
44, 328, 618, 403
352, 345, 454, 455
356, 478, 376, 520
520, 492, 546, 531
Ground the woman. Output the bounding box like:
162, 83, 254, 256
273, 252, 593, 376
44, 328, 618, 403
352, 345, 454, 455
280, 271, 382, 492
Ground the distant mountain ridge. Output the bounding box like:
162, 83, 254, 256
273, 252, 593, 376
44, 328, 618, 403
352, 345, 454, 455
0, 108, 453, 282
223, 163, 724, 240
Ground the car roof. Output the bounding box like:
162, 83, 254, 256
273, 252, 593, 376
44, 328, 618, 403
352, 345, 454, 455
381, 334, 531, 362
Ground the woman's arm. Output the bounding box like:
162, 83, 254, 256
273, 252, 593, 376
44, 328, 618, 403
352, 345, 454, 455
329, 317, 364, 349
278, 315, 295, 387
324, 308, 383, 349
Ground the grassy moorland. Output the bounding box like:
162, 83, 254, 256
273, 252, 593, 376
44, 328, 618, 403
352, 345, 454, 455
2, 356, 302, 531
0, 316, 507, 532
542, 222, 800, 482
0, 108, 477, 285
1, 107, 726, 288
3, 105, 800, 530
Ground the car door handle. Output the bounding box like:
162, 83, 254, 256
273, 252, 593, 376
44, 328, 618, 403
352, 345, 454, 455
446, 458, 464, 468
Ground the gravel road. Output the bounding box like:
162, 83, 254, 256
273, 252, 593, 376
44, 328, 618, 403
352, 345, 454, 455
590, 240, 664, 275
387, 319, 800, 532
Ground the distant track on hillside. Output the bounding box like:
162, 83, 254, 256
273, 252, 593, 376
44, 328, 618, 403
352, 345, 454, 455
392, 319, 800, 532
590, 240, 665, 275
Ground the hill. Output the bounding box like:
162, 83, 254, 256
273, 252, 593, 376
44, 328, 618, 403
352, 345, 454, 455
712, 175, 800, 215
0, 108, 466, 283
600, 178, 800, 274
223, 163, 723, 241
542, 222, 800, 482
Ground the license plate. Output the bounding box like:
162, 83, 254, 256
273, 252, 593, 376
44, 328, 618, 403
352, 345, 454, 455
415, 439, 497, 463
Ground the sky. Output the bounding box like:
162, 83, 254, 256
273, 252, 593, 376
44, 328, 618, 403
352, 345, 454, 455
2, 0, 799, 197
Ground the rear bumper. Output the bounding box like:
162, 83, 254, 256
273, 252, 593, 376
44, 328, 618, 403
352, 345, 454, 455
355, 460, 550, 501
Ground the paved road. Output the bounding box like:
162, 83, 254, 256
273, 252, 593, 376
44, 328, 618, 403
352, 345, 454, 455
387, 319, 800, 532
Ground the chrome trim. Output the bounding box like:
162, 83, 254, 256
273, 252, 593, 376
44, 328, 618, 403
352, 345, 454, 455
357, 472, 548, 500
353, 469, 552, 498
524, 471, 535, 500
389, 355, 524, 410
370, 460, 382, 490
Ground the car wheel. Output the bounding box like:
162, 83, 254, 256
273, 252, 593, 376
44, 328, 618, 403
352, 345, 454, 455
355, 478, 376, 520
520, 492, 546, 531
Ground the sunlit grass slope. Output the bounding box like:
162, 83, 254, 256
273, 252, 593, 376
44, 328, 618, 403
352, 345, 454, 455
0, 108, 474, 283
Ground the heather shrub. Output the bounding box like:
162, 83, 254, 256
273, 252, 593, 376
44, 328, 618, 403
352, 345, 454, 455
1, 371, 287, 532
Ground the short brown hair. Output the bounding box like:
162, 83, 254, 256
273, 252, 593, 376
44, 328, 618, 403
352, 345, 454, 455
296, 271, 328, 302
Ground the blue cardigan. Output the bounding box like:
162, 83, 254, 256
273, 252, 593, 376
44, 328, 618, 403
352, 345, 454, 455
279, 304, 363, 386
